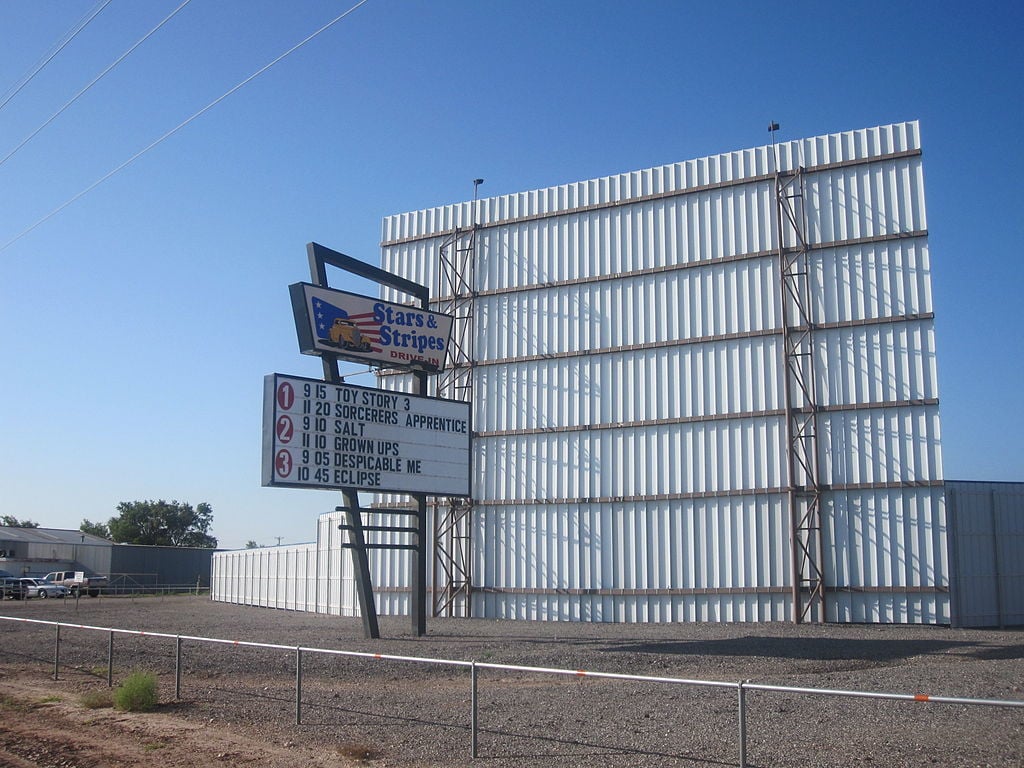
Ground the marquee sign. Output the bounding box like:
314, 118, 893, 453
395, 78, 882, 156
289, 282, 454, 372
262, 373, 471, 496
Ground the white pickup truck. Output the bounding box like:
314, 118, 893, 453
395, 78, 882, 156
43, 570, 108, 597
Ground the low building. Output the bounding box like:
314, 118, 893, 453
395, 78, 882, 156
0, 527, 216, 592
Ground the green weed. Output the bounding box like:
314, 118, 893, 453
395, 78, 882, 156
114, 671, 158, 712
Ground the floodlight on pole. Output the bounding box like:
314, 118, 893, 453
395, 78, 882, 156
472, 179, 484, 226
768, 122, 780, 174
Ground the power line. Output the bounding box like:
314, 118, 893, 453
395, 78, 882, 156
1, 0, 372, 254
0, 0, 113, 113
0, 0, 195, 169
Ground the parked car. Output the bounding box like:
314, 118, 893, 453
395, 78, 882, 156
42, 570, 107, 597
20, 577, 67, 599
0, 577, 27, 600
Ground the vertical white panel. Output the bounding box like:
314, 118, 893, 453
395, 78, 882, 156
210, 542, 320, 613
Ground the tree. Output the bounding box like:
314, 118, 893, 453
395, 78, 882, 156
245, 540, 260, 549
106, 500, 218, 548
80, 519, 111, 539
1, 515, 39, 528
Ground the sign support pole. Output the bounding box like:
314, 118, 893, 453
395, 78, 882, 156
341, 491, 379, 639
411, 359, 428, 636
411, 335, 428, 635
319, 339, 380, 639
311, 242, 384, 640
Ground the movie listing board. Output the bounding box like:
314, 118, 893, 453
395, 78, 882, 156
262, 373, 470, 496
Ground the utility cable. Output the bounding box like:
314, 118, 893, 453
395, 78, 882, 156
1, 0, 371, 254
0, 0, 195, 169
0, 0, 113, 113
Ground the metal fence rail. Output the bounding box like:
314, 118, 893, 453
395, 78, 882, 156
1, 614, 1021, 767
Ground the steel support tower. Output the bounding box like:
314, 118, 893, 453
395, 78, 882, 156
431, 225, 477, 617
775, 166, 827, 623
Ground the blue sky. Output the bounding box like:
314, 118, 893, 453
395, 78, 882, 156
1, 1, 1021, 549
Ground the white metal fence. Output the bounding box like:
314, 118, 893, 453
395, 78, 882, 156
1, 614, 1021, 766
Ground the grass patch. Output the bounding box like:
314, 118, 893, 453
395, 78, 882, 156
114, 672, 158, 712
336, 742, 383, 763
39, 695, 62, 704
81, 689, 114, 709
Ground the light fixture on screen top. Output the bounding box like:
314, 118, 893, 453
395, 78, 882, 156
473, 178, 484, 226
768, 121, 780, 173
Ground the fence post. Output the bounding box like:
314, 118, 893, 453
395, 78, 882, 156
52, 624, 60, 681
107, 631, 114, 688
174, 636, 183, 700
737, 680, 748, 768
471, 661, 478, 758
295, 647, 303, 725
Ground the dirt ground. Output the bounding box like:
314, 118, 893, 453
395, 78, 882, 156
1, 595, 1022, 767
0, 671, 359, 767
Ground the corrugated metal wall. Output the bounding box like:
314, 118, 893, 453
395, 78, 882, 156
210, 511, 413, 615
375, 120, 948, 623
18, 540, 112, 577
213, 543, 322, 612
0, 533, 212, 590
109, 545, 214, 588
947, 481, 1024, 628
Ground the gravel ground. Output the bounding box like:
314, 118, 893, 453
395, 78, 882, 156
1, 595, 1022, 767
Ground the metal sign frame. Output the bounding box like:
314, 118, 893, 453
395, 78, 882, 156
305, 241, 434, 639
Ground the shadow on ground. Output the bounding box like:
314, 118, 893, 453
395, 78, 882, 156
603, 636, 1024, 662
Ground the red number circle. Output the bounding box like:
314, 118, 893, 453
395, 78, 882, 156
275, 449, 293, 478
276, 382, 295, 410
